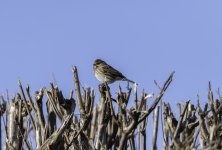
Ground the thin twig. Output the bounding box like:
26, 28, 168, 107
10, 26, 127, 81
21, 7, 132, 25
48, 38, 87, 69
18, 80, 36, 131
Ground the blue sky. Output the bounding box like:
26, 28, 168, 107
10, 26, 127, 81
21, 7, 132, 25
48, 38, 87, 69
1, 0, 222, 148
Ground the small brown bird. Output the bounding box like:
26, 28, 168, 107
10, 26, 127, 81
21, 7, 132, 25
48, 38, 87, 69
93, 59, 135, 84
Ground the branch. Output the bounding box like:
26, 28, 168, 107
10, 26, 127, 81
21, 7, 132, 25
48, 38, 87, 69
72, 66, 86, 116
18, 80, 36, 131
151, 106, 160, 150
38, 113, 73, 150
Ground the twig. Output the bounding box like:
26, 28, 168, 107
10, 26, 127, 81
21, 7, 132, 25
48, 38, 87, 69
72, 66, 86, 116
38, 113, 73, 150
151, 106, 160, 150
138, 71, 175, 125
18, 80, 36, 131
173, 100, 190, 139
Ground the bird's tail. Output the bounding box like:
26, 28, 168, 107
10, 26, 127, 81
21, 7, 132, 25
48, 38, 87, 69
123, 78, 136, 84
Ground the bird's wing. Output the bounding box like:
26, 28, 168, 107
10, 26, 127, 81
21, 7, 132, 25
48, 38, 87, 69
102, 63, 125, 79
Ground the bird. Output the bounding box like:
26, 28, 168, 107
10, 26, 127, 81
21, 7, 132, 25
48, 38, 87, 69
93, 59, 135, 84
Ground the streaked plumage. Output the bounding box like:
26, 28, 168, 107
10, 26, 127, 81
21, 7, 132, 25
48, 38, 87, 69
93, 59, 135, 84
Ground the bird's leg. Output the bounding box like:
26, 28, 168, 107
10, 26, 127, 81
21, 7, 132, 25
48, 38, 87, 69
102, 82, 117, 103
100, 83, 106, 88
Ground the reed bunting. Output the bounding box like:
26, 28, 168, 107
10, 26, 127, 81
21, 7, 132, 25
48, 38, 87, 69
93, 59, 135, 84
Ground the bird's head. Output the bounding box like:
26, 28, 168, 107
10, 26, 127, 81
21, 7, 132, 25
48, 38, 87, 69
94, 59, 105, 67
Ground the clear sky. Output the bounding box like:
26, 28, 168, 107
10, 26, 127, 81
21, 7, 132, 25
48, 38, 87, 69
1, 0, 222, 149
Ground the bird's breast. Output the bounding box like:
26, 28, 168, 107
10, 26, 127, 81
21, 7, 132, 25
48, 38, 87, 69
95, 72, 105, 82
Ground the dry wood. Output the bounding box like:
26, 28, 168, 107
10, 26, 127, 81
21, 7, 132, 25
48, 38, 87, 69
0, 67, 177, 150
38, 113, 73, 150
151, 106, 160, 150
